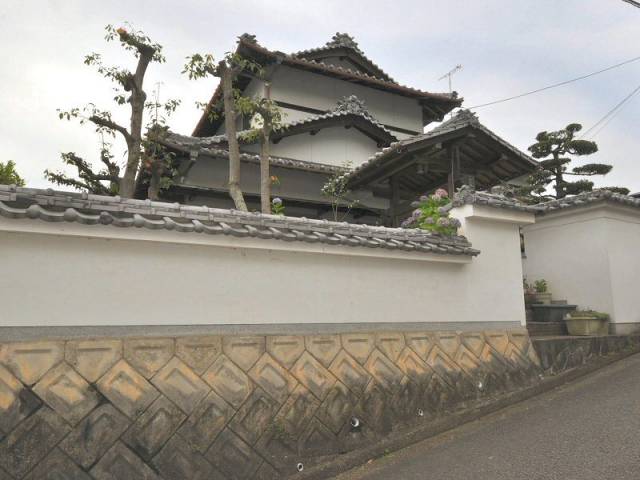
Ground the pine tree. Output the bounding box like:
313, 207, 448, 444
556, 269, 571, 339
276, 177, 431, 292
526, 123, 628, 199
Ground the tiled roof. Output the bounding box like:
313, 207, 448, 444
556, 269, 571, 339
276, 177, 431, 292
292, 32, 396, 82
277, 95, 397, 140
0, 185, 480, 257
343, 110, 537, 184
159, 134, 345, 175
448, 187, 640, 215
193, 35, 461, 136
535, 189, 640, 214
448, 185, 540, 213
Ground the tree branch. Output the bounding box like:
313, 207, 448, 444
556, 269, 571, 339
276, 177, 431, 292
89, 115, 132, 143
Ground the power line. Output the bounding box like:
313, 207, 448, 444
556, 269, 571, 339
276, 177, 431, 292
582, 82, 640, 139
468, 55, 640, 109
622, 0, 640, 9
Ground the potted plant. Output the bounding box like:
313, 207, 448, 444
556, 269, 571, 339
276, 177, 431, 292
533, 279, 552, 304
523, 278, 537, 304
564, 310, 609, 336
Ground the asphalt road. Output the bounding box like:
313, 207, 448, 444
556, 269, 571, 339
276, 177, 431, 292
337, 353, 640, 480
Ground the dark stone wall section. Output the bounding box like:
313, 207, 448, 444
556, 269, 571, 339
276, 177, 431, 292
532, 335, 640, 375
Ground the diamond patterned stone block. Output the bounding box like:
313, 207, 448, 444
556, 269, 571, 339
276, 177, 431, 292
329, 350, 371, 395
66, 339, 122, 383
151, 357, 209, 414
266, 335, 305, 369
206, 429, 262, 480
0, 365, 40, 433
305, 335, 340, 367
358, 381, 391, 433
96, 360, 159, 419
341, 333, 375, 365
0, 341, 64, 385
60, 404, 130, 469
122, 396, 186, 460
509, 331, 531, 354
33, 362, 100, 425
316, 381, 356, 434
437, 332, 461, 358
178, 390, 235, 453
90, 442, 160, 480
365, 349, 403, 393
485, 332, 510, 355
397, 347, 433, 385
249, 353, 297, 404
454, 345, 482, 376
175, 336, 221, 375
153, 435, 221, 480
274, 384, 319, 436
298, 417, 338, 456
124, 338, 174, 379
0, 407, 70, 478
254, 460, 280, 480
461, 333, 486, 358
230, 387, 280, 445
290, 351, 336, 401
202, 354, 253, 409
23, 448, 90, 480
426, 345, 459, 387
404, 332, 435, 361
222, 336, 265, 372
375, 332, 405, 362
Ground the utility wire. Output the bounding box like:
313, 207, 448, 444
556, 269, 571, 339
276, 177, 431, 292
622, 0, 640, 9
468, 55, 640, 109
581, 82, 640, 139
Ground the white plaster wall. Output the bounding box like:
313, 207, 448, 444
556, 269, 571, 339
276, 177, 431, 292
522, 204, 640, 326
243, 127, 379, 167
243, 66, 424, 133
606, 215, 640, 325
0, 208, 528, 327
451, 205, 535, 327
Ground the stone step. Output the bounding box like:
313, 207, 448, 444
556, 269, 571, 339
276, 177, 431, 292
527, 321, 567, 337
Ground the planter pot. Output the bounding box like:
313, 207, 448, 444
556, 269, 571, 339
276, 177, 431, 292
533, 292, 552, 305
524, 293, 537, 305
564, 315, 609, 336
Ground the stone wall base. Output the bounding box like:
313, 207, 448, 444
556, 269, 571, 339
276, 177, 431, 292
0, 329, 637, 479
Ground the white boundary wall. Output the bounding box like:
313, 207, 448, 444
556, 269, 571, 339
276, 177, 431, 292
522, 203, 640, 333
0, 206, 533, 328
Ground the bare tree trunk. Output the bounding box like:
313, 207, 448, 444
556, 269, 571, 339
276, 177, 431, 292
260, 83, 272, 214
260, 128, 271, 214
119, 47, 152, 199
148, 158, 161, 200
220, 63, 248, 211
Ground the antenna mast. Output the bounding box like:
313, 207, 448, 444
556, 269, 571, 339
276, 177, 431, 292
438, 64, 463, 93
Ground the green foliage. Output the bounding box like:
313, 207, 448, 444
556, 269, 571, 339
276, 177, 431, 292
400, 189, 461, 236
44, 141, 120, 195
0, 160, 26, 186
51, 25, 175, 198
271, 197, 285, 215
524, 122, 626, 199
321, 161, 360, 222
568, 310, 609, 320
533, 279, 548, 293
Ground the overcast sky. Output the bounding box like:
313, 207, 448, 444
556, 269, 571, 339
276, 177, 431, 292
1, 0, 639, 193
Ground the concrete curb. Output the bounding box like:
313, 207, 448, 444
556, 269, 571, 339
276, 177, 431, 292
294, 348, 640, 480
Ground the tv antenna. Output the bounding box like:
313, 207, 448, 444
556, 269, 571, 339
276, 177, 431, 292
438, 64, 463, 93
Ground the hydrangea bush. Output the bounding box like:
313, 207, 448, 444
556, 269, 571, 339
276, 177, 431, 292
400, 188, 461, 235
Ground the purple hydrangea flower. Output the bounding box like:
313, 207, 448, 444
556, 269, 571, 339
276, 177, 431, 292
424, 217, 435, 225
437, 217, 450, 227
272, 197, 282, 205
